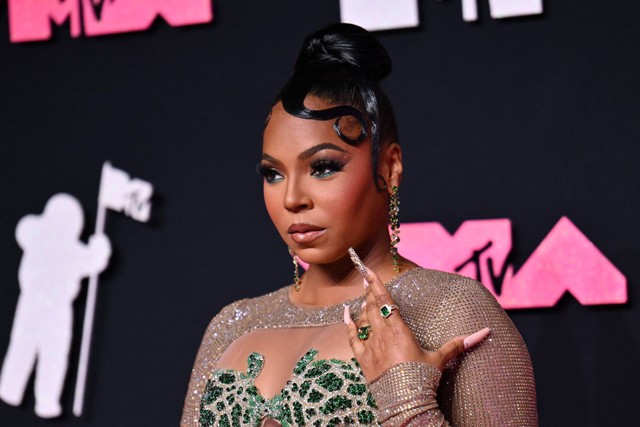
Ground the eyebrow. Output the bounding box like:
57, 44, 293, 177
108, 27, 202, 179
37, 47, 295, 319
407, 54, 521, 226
299, 143, 348, 160
261, 153, 280, 164
261, 142, 349, 164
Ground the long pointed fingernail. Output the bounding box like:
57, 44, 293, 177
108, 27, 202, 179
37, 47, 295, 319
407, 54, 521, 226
343, 304, 351, 325
348, 247, 368, 278
362, 277, 369, 290
463, 327, 491, 349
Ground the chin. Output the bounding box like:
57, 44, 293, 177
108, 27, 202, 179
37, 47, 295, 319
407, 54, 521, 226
292, 245, 348, 266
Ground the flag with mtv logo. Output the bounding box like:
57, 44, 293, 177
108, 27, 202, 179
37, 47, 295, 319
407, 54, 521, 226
98, 162, 153, 222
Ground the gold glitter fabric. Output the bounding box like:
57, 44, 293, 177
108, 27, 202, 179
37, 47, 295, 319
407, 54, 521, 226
368, 362, 444, 426
181, 268, 538, 426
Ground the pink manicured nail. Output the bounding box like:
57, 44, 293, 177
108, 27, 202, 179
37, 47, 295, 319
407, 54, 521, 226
361, 301, 367, 310
363, 277, 369, 290
463, 327, 491, 349
343, 304, 351, 325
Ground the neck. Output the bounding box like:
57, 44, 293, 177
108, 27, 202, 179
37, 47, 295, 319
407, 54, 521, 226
290, 233, 408, 307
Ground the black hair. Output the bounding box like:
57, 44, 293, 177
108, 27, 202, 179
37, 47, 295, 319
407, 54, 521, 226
275, 23, 399, 191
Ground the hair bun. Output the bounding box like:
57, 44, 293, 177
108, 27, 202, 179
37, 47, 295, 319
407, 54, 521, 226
294, 23, 392, 83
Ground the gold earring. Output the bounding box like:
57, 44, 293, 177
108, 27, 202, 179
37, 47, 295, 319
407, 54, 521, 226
389, 186, 400, 273
289, 248, 301, 291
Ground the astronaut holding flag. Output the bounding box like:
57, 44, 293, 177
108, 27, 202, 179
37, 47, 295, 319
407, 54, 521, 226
0, 161, 152, 419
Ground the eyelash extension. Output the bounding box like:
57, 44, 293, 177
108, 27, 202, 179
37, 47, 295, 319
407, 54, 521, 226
310, 158, 346, 178
256, 163, 283, 183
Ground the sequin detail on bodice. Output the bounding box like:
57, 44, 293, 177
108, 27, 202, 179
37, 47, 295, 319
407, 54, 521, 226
199, 349, 377, 427
184, 268, 538, 426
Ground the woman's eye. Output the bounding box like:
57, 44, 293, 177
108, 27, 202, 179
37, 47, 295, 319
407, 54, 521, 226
310, 159, 344, 178
257, 165, 284, 184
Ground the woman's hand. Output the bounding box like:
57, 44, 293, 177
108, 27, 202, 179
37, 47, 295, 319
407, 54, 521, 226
344, 264, 490, 382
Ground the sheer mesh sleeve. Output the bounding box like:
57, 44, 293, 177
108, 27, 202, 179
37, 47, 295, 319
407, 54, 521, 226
381, 273, 538, 426
369, 362, 448, 426
435, 277, 537, 426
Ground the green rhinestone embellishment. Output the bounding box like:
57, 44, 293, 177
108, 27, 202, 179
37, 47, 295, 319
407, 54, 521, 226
219, 373, 236, 384
307, 389, 324, 404
246, 353, 265, 377
305, 361, 331, 378
231, 404, 242, 426
294, 350, 317, 375
328, 416, 342, 426
221, 414, 232, 427
319, 396, 352, 415
299, 380, 311, 397
199, 350, 380, 427
316, 373, 344, 392
293, 401, 305, 425
347, 383, 366, 396
199, 408, 215, 427
366, 392, 377, 409
357, 410, 376, 424
342, 372, 357, 381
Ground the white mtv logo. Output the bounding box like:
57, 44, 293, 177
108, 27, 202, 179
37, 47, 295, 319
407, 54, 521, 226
462, 0, 543, 21
340, 0, 544, 31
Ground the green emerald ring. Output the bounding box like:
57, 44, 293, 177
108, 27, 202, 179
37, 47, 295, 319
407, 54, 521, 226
380, 304, 398, 318
357, 325, 372, 340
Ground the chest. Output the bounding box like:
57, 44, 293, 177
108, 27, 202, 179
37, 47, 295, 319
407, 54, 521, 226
215, 324, 354, 400
201, 348, 378, 427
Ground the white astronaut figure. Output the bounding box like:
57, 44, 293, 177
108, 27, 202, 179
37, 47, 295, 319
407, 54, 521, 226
0, 193, 111, 418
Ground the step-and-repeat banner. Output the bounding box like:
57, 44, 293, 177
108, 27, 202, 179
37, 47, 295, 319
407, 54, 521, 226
0, 1, 638, 425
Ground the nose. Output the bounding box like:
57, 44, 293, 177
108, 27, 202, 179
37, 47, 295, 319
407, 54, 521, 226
283, 176, 312, 212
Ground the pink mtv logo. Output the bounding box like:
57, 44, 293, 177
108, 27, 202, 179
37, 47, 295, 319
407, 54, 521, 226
400, 217, 627, 309
8, 0, 213, 43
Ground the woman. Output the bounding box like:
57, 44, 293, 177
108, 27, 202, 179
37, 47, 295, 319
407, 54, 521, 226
182, 24, 537, 426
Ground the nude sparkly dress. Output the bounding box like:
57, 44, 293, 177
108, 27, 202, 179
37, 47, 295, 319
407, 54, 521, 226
181, 268, 538, 426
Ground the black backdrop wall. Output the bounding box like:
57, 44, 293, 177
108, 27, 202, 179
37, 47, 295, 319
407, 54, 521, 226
1, 1, 639, 425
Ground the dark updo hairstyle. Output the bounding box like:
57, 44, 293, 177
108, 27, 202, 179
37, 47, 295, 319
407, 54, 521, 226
276, 23, 398, 191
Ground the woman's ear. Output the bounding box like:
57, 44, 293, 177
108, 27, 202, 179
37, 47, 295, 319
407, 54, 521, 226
381, 142, 403, 190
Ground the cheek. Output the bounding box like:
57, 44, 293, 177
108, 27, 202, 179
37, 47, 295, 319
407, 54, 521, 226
326, 176, 380, 220
263, 186, 285, 229
332, 184, 363, 216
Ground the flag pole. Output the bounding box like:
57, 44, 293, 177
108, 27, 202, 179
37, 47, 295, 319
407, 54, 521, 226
73, 167, 108, 417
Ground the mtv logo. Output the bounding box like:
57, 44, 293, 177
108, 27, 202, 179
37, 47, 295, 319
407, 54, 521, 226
462, 0, 544, 22
8, 0, 213, 43
340, 0, 419, 32
339, 0, 544, 31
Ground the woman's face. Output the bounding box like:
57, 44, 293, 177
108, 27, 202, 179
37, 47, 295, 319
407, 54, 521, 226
260, 97, 395, 266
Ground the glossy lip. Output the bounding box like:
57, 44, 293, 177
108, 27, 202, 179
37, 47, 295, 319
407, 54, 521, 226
288, 223, 326, 244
